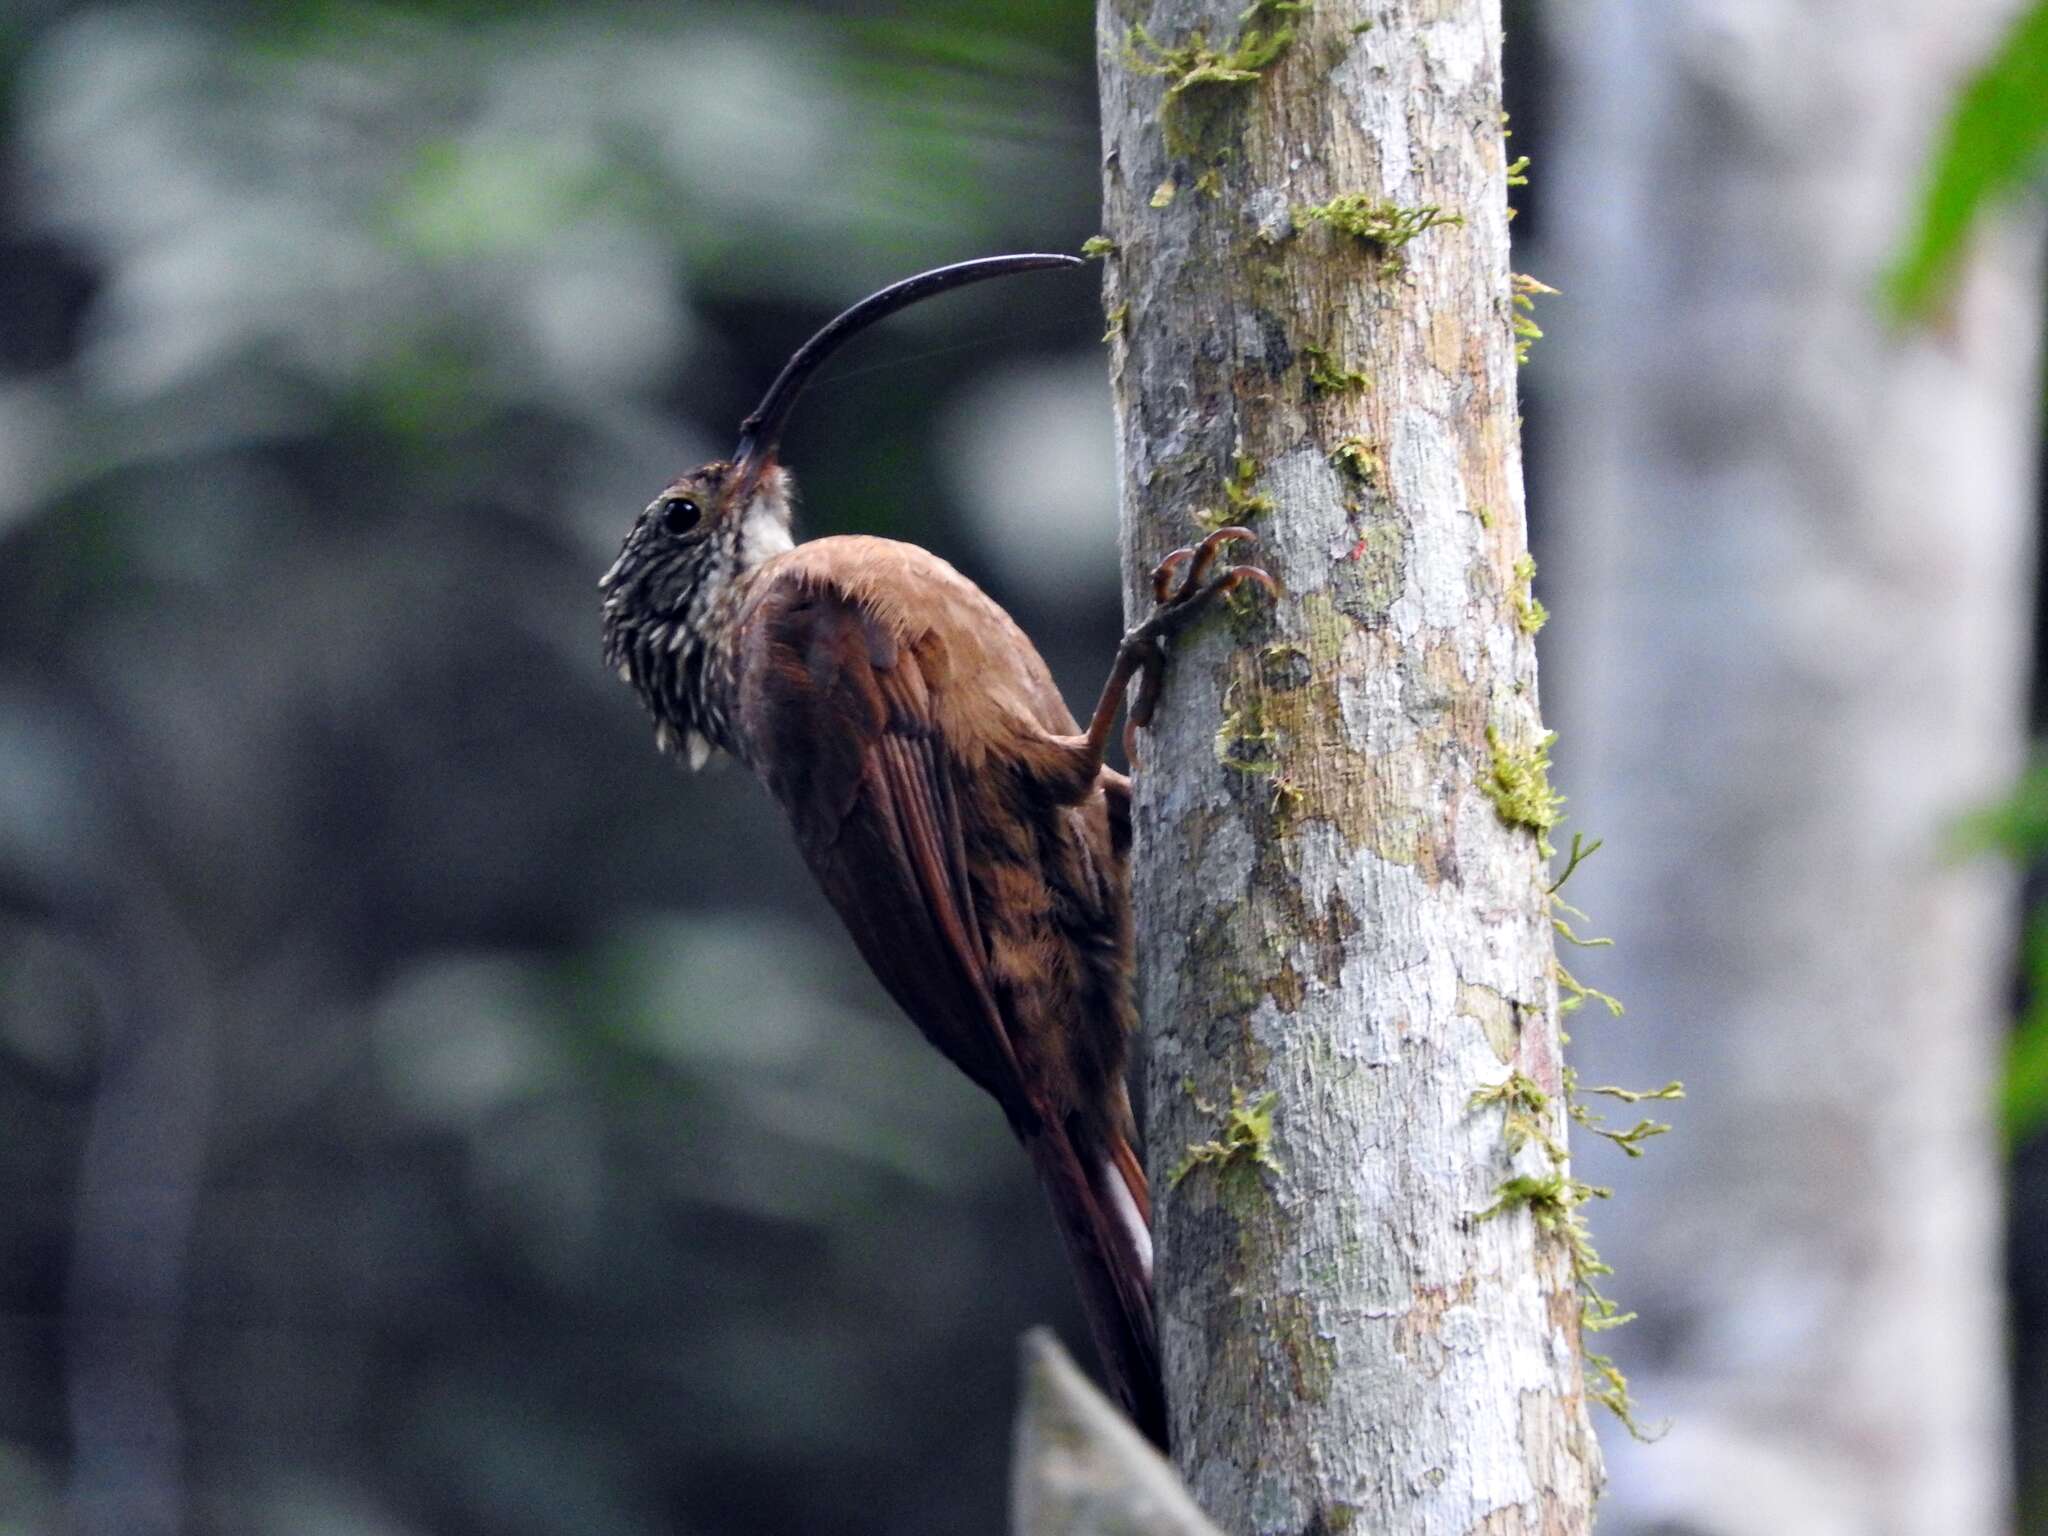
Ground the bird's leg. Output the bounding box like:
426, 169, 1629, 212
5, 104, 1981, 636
1074, 526, 1279, 774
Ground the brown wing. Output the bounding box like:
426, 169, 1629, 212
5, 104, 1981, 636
733, 562, 1165, 1446
733, 569, 1039, 1128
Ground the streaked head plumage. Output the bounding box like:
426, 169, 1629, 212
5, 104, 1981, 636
600, 459, 795, 765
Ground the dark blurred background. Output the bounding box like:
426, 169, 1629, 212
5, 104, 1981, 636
0, 1, 2042, 1533
0, 3, 1115, 1531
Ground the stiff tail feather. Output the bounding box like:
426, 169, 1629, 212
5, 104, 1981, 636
1024, 1120, 1165, 1447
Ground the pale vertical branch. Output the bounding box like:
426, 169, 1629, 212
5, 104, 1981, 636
1096, 1, 1600, 1531
1535, 3, 2041, 1530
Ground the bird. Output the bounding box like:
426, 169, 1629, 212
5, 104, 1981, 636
599, 254, 1273, 1447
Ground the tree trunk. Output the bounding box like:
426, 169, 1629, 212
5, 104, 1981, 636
1096, 2, 1601, 1529
1532, 4, 2040, 1532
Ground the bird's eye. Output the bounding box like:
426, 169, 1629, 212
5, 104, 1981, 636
660, 496, 701, 535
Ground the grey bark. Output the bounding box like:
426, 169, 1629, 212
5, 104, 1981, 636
1012, 1330, 1226, 1536
1097, 2, 1600, 1530
1533, 4, 2041, 1532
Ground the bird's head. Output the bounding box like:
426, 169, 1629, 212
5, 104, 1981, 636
599, 454, 796, 764
600, 457, 795, 639
601, 252, 1083, 762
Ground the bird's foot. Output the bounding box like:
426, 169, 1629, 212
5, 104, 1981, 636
1139, 526, 1278, 640
1119, 527, 1279, 756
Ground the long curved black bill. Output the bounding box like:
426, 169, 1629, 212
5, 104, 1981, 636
731, 253, 1084, 471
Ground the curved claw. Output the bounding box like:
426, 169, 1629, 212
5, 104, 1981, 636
1150, 526, 1263, 606
1151, 548, 1194, 604
1194, 525, 1260, 553
1213, 566, 1281, 602
1174, 526, 1260, 603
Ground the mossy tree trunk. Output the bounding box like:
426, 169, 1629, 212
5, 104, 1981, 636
1096, 2, 1601, 1530
1535, 4, 2040, 1530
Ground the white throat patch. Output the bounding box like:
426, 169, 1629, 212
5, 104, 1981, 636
740, 502, 794, 569
738, 472, 796, 571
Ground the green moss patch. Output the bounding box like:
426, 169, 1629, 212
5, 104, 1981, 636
1299, 193, 1462, 253
1170, 1083, 1284, 1188
1512, 272, 1557, 365
1303, 344, 1370, 395
1329, 435, 1381, 483
1483, 726, 1563, 853
1124, 1, 1305, 160
1511, 552, 1549, 635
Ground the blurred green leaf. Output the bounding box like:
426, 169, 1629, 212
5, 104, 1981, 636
384, 137, 613, 260
2011, 917, 2048, 1147
1958, 762, 2048, 1148
1952, 756, 2048, 858
1885, 0, 2048, 316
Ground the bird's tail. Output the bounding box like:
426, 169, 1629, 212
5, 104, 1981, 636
1023, 1118, 1165, 1447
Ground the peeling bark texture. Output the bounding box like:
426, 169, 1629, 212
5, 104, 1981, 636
1011, 1330, 1227, 1536
1533, 4, 2041, 1533
1096, 2, 1600, 1531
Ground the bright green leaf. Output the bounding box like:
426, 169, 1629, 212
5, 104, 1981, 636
1885, 0, 2048, 316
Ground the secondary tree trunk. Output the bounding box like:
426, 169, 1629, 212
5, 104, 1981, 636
1533, 4, 2040, 1532
1097, 2, 1601, 1529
